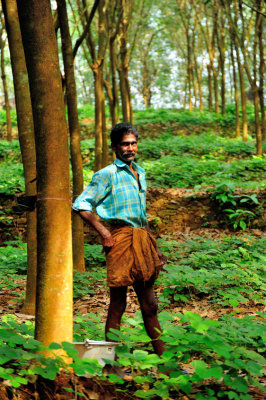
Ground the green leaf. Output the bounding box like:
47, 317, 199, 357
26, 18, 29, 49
49, 342, 62, 350
229, 298, 239, 307
134, 389, 156, 399
239, 220, 246, 230
192, 360, 209, 379
230, 377, 249, 393
134, 376, 154, 383
62, 342, 79, 358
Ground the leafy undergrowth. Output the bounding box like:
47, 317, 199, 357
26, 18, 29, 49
0, 235, 265, 399
140, 153, 265, 190
157, 235, 265, 308
133, 105, 256, 129
0, 132, 265, 192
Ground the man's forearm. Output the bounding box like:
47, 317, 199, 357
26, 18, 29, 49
77, 210, 114, 249
78, 210, 109, 237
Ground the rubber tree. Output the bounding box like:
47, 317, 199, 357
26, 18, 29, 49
0, 14, 12, 141
1, 0, 37, 314
17, 0, 73, 346
57, 0, 85, 272
117, 0, 133, 123
76, 0, 109, 171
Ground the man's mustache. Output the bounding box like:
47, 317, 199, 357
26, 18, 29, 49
123, 152, 135, 156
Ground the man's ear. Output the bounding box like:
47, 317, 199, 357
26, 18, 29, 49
111, 143, 116, 152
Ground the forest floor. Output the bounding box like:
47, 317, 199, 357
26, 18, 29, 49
0, 189, 265, 400
0, 114, 265, 399
0, 223, 265, 400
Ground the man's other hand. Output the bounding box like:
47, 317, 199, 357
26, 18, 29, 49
101, 231, 115, 254
156, 248, 167, 266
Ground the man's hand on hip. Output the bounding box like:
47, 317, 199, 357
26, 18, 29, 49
156, 247, 167, 266
101, 231, 115, 254
78, 210, 115, 254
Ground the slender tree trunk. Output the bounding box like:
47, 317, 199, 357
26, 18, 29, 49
257, 0, 265, 142
94, 67, 103, 171
17, 0, 73, 347
230, 40, 241, 137
207, 64, 213, 111
57, 0, 85, 272
110, 37, 119, 125
118, 1, 132, 123
252, 3, 262, 155
101, 85, 108, 167
236, 45, 248, 142
1, 0, 37, 314
186, 31, 193, 111
211, 11, 220, 114
103, 77, 115, 126
219, 54, 226, 114
253, 88, 262, 154
213, 71, 219, 113
216, 11, 226, 114
0, 25, 12, 141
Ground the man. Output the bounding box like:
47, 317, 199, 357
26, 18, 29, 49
73, 122, 166, 356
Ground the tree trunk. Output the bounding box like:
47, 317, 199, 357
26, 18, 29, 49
17, 0, 73, 347
213, 71, 219, 113
230, 40, 241, 137
109, 37, 119, 125
236, 45, 248, 142
101, 86, 108, 167
257, 0, 265, 142
0, 23, 12, 141
207, 64, 213, 111
57, 0, 85, 273
117, 1, 132, 123
103, 77, 115, 125
1, 0, 37, 314
252, 2, 262, 155
94, 67, 103, 171
118, 65, 132, 122
186, 30, 193, 111
215, 9, 226, 114
253, 87, 262, 155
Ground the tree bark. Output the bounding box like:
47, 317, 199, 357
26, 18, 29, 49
117, 0, 133, 123
0, 19, 12, 141
1, 0, 37, 314
235, 41, 248, 142
222, 0, 248, 142
57, 0, 85, 272
257, 0, 265, 142
109, 36, 120, 125
215, 5, 226, 114
230, 40, 241, 138
94, 67, 104, 171
102, 86, 108, 167
79, 0, 108, 171
17, 0, 73, 347
207, 64, 213, 111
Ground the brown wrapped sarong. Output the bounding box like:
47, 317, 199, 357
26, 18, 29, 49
106, 226, 163, 287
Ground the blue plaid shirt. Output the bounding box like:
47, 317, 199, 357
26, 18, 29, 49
72, 158, 148, 228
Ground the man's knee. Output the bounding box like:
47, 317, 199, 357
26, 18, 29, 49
141, 297, 158, 317
109, 287, 127, 314
109, 296, 127, 315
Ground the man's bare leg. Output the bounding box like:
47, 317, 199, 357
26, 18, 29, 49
105, 286, 127, 341
133, 280, 165, 356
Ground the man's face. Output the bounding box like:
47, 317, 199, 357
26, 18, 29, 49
112, 133, 138, 164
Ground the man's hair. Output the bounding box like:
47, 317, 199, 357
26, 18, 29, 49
110, 123, 138, 146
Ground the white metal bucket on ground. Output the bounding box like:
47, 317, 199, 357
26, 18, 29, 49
73, 339, 118, 367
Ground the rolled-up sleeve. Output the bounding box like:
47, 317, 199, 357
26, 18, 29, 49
72, 171, 111, 212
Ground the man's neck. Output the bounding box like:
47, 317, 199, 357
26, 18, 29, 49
117, 156, 134, 170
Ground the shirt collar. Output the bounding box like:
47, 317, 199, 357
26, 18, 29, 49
114, 158, 145, 174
